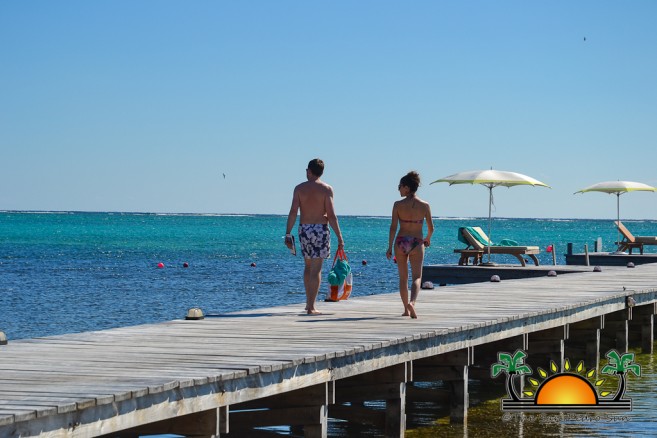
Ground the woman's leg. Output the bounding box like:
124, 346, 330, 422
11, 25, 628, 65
406, 245, 425, 318
395, 247, 410, 315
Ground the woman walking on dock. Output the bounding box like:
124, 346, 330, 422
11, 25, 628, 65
386, 171, 434, 318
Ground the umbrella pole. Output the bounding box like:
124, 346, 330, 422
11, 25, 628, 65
487, 186, 492, 264
616, 193, 621, 252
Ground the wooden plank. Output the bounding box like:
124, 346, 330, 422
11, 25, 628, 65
0, 414, 14, 427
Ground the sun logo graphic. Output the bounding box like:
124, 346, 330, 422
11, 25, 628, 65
491, 349, 640, 412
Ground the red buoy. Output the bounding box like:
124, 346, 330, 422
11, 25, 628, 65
362, 260, 367, 266
183, 262, 189, 268
157, 262, 165, 269
250, 262, 256, 267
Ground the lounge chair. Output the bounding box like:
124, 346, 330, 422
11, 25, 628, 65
455, 226, 540, 267
615, 221, 657, 254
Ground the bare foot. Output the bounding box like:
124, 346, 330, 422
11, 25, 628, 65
307, 309, 322, 315
401, 311, 409, 316
406, 303, 417, 319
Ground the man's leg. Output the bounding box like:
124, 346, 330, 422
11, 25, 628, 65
304, 258, 324, 314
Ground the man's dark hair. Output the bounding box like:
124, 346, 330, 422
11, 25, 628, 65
308, 158, 325, 177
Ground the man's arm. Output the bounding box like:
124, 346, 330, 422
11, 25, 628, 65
325, 186, 344, 249
285, 188, 300, 248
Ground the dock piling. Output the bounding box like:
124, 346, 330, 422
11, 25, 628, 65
600, 310, 629, 353
565, 318, 601, 371
628, 303, 656, 354
228, 383, 331, 437
528, 326, 566, 370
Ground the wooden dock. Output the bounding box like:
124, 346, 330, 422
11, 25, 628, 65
565, 251, 657, 266
564, 241, 657, 266
2, 264, 657, 437
422, 263, 594, 285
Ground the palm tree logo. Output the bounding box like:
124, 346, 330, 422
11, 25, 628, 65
601, 350, 641, 402
491, 350, 532, 401
492, 349, 639, 412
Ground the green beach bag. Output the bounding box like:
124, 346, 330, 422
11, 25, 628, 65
326, 249, 352, 302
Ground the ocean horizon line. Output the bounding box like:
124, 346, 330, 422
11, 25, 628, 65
2, 209, 656, 223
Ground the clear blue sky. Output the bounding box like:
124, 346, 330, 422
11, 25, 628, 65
2, 1, 656, 219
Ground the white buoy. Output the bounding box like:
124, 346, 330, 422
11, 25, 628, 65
0, 331, 7, 345
627, 262, 635, 268
593, 266, 602, 272
421, 281, 434, 290
490, 275, 501, 283
547, 270, 557, 277
185, 308, 204, 320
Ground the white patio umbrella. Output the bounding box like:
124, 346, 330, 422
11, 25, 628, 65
575, 180, 657, 252
431, 169, 550, 264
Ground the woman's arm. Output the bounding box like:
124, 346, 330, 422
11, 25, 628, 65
386, 203, 399, 259
424, 202, 434, 247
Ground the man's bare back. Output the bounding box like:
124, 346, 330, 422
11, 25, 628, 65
295, 180, 334, 224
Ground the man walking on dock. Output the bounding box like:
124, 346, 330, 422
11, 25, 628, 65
285, 158, 345, 314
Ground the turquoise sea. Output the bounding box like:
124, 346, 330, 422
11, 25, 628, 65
2, 211, 657, 436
